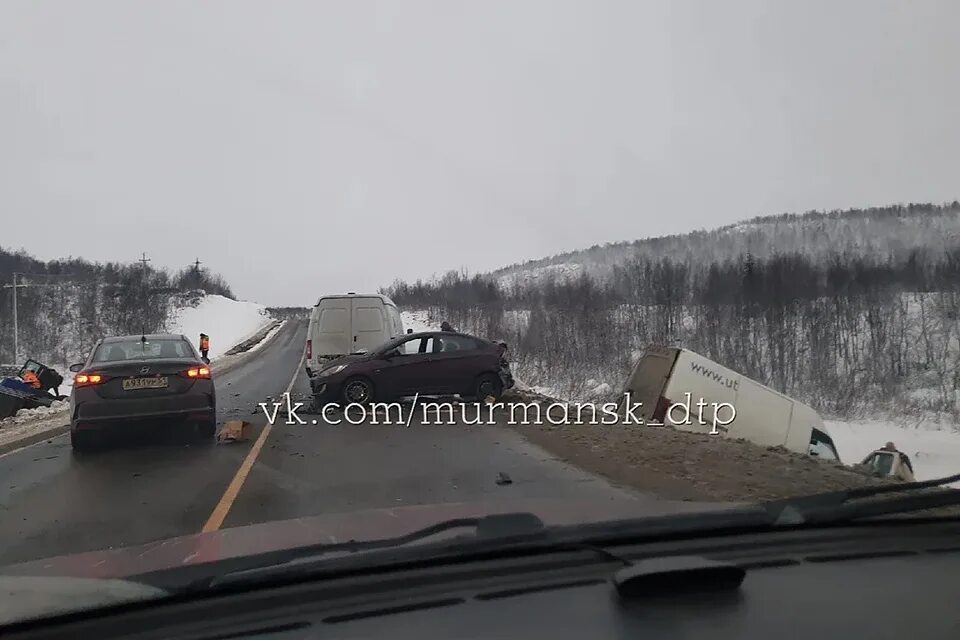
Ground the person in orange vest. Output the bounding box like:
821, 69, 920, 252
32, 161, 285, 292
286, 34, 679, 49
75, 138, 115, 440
22, 370, 42, 389
199, 333, 210, 360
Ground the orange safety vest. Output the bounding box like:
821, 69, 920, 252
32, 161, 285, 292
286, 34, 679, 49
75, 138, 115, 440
200, 336, 210, 350
22, 371, 42, 389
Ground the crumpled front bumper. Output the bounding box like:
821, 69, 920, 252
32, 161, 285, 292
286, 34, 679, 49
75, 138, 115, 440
499, 363, 515, 390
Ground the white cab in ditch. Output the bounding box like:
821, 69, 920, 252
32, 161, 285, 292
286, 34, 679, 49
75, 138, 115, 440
305, 293, 404, 376
620, 345, 841, 462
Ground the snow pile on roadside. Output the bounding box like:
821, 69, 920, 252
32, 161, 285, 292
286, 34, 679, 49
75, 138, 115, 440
826, 419, 960, 486
166, 294, 273, 360
0, 400, 69, 427
245, 322, 284, 355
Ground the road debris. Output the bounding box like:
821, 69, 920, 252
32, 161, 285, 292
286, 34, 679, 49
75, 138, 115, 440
217, 420, 252, 443
496, 472, 513, 485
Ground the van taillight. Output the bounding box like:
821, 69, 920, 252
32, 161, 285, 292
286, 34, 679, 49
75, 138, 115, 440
653, 396, 671, 423
307, 339, 312, 360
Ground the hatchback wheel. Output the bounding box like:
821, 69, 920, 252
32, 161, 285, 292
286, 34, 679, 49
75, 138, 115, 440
475, 373, 503, 401
342, 377, 375, 404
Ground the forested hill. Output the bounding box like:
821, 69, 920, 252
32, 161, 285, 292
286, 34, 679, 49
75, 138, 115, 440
0, 247, 235, 364
385, 202, 960, 419
491, 202, 960, 288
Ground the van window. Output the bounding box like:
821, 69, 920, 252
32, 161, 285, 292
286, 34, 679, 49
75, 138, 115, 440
355, 307, 384, 332
319, 308, 348, 333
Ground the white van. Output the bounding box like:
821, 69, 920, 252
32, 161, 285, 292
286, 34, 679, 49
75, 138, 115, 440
305, 293, 404, 376
620, 345, 841, 461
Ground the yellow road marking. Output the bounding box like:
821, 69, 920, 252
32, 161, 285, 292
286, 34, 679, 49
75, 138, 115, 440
202, 337, 306, 533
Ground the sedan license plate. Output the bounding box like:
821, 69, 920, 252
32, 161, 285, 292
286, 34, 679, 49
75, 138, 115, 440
122, 376, 168, 391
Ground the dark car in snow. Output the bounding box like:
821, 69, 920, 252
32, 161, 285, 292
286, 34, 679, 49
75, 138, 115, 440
309, 331, 514, 405
68, 334, 217, 451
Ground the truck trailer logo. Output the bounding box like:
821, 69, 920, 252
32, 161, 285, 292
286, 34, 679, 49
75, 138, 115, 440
689, 361, 739, 390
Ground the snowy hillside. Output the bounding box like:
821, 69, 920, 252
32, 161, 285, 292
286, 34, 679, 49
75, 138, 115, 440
400, 310, 436, 334
165, 293, 273, 360
491, 202, 960, 284
496, 263, 584, 290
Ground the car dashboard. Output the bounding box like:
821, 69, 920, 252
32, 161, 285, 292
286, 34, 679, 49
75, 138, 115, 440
6, 518, 960, 640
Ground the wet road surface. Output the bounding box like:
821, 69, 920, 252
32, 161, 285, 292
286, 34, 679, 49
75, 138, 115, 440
0, 320, 667, 568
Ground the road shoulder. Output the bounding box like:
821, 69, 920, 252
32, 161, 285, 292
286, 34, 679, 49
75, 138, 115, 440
502, 391, 893, 502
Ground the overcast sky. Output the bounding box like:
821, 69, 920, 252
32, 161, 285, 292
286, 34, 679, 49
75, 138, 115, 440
2, 1, 958, 306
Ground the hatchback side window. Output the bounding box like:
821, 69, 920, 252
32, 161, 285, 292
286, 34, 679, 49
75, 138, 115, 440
436, 335, 479, 352
398, 337, 427, 355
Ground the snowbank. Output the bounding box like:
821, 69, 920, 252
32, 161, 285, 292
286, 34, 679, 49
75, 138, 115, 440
0, 400, 69, 428
826, 419, 960, 486
166, 295, 273, 361
245, 322, 284, 355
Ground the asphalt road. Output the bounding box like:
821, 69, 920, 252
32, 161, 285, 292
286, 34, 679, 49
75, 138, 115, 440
0, 319, 657, 568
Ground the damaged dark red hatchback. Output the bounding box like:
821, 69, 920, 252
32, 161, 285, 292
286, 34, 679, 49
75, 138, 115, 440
309, 331, 514, 405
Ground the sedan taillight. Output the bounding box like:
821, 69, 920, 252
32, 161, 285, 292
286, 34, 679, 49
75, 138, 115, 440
180, 366, 211, 379
74, 372, 107, 387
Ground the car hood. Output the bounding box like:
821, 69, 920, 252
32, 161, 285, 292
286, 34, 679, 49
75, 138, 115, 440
0, 497, 732, 581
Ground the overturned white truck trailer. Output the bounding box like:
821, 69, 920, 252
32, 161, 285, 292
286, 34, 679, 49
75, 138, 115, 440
620, 346, 841, 462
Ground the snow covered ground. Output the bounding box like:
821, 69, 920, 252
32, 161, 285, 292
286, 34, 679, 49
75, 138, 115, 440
826, 419, 960, 486
165, 294, 274, 360
401, 310, 436, 334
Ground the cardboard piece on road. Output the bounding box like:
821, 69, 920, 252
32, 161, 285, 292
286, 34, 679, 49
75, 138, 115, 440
217, 420, 252, 444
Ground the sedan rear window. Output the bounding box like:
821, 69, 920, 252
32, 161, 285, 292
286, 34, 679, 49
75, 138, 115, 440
93, 339, 194, 362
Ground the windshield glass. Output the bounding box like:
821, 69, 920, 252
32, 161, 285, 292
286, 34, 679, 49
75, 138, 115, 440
93, 339, 194, 362
1, 0, 959, 625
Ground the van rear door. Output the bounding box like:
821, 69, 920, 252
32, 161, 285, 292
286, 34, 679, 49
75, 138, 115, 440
314, 299, 351, 359
352, 298, 387, 354
620, 346, 680, 422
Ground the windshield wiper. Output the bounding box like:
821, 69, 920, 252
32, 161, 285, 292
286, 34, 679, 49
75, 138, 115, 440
168, 513, 547, 592
161, 507, 773, 593
762, 471, 960, 525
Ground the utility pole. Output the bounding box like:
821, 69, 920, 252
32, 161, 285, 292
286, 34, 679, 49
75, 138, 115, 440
11, 273, 17, 364
139, 253, 151, 333
2, 273, 75, 364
